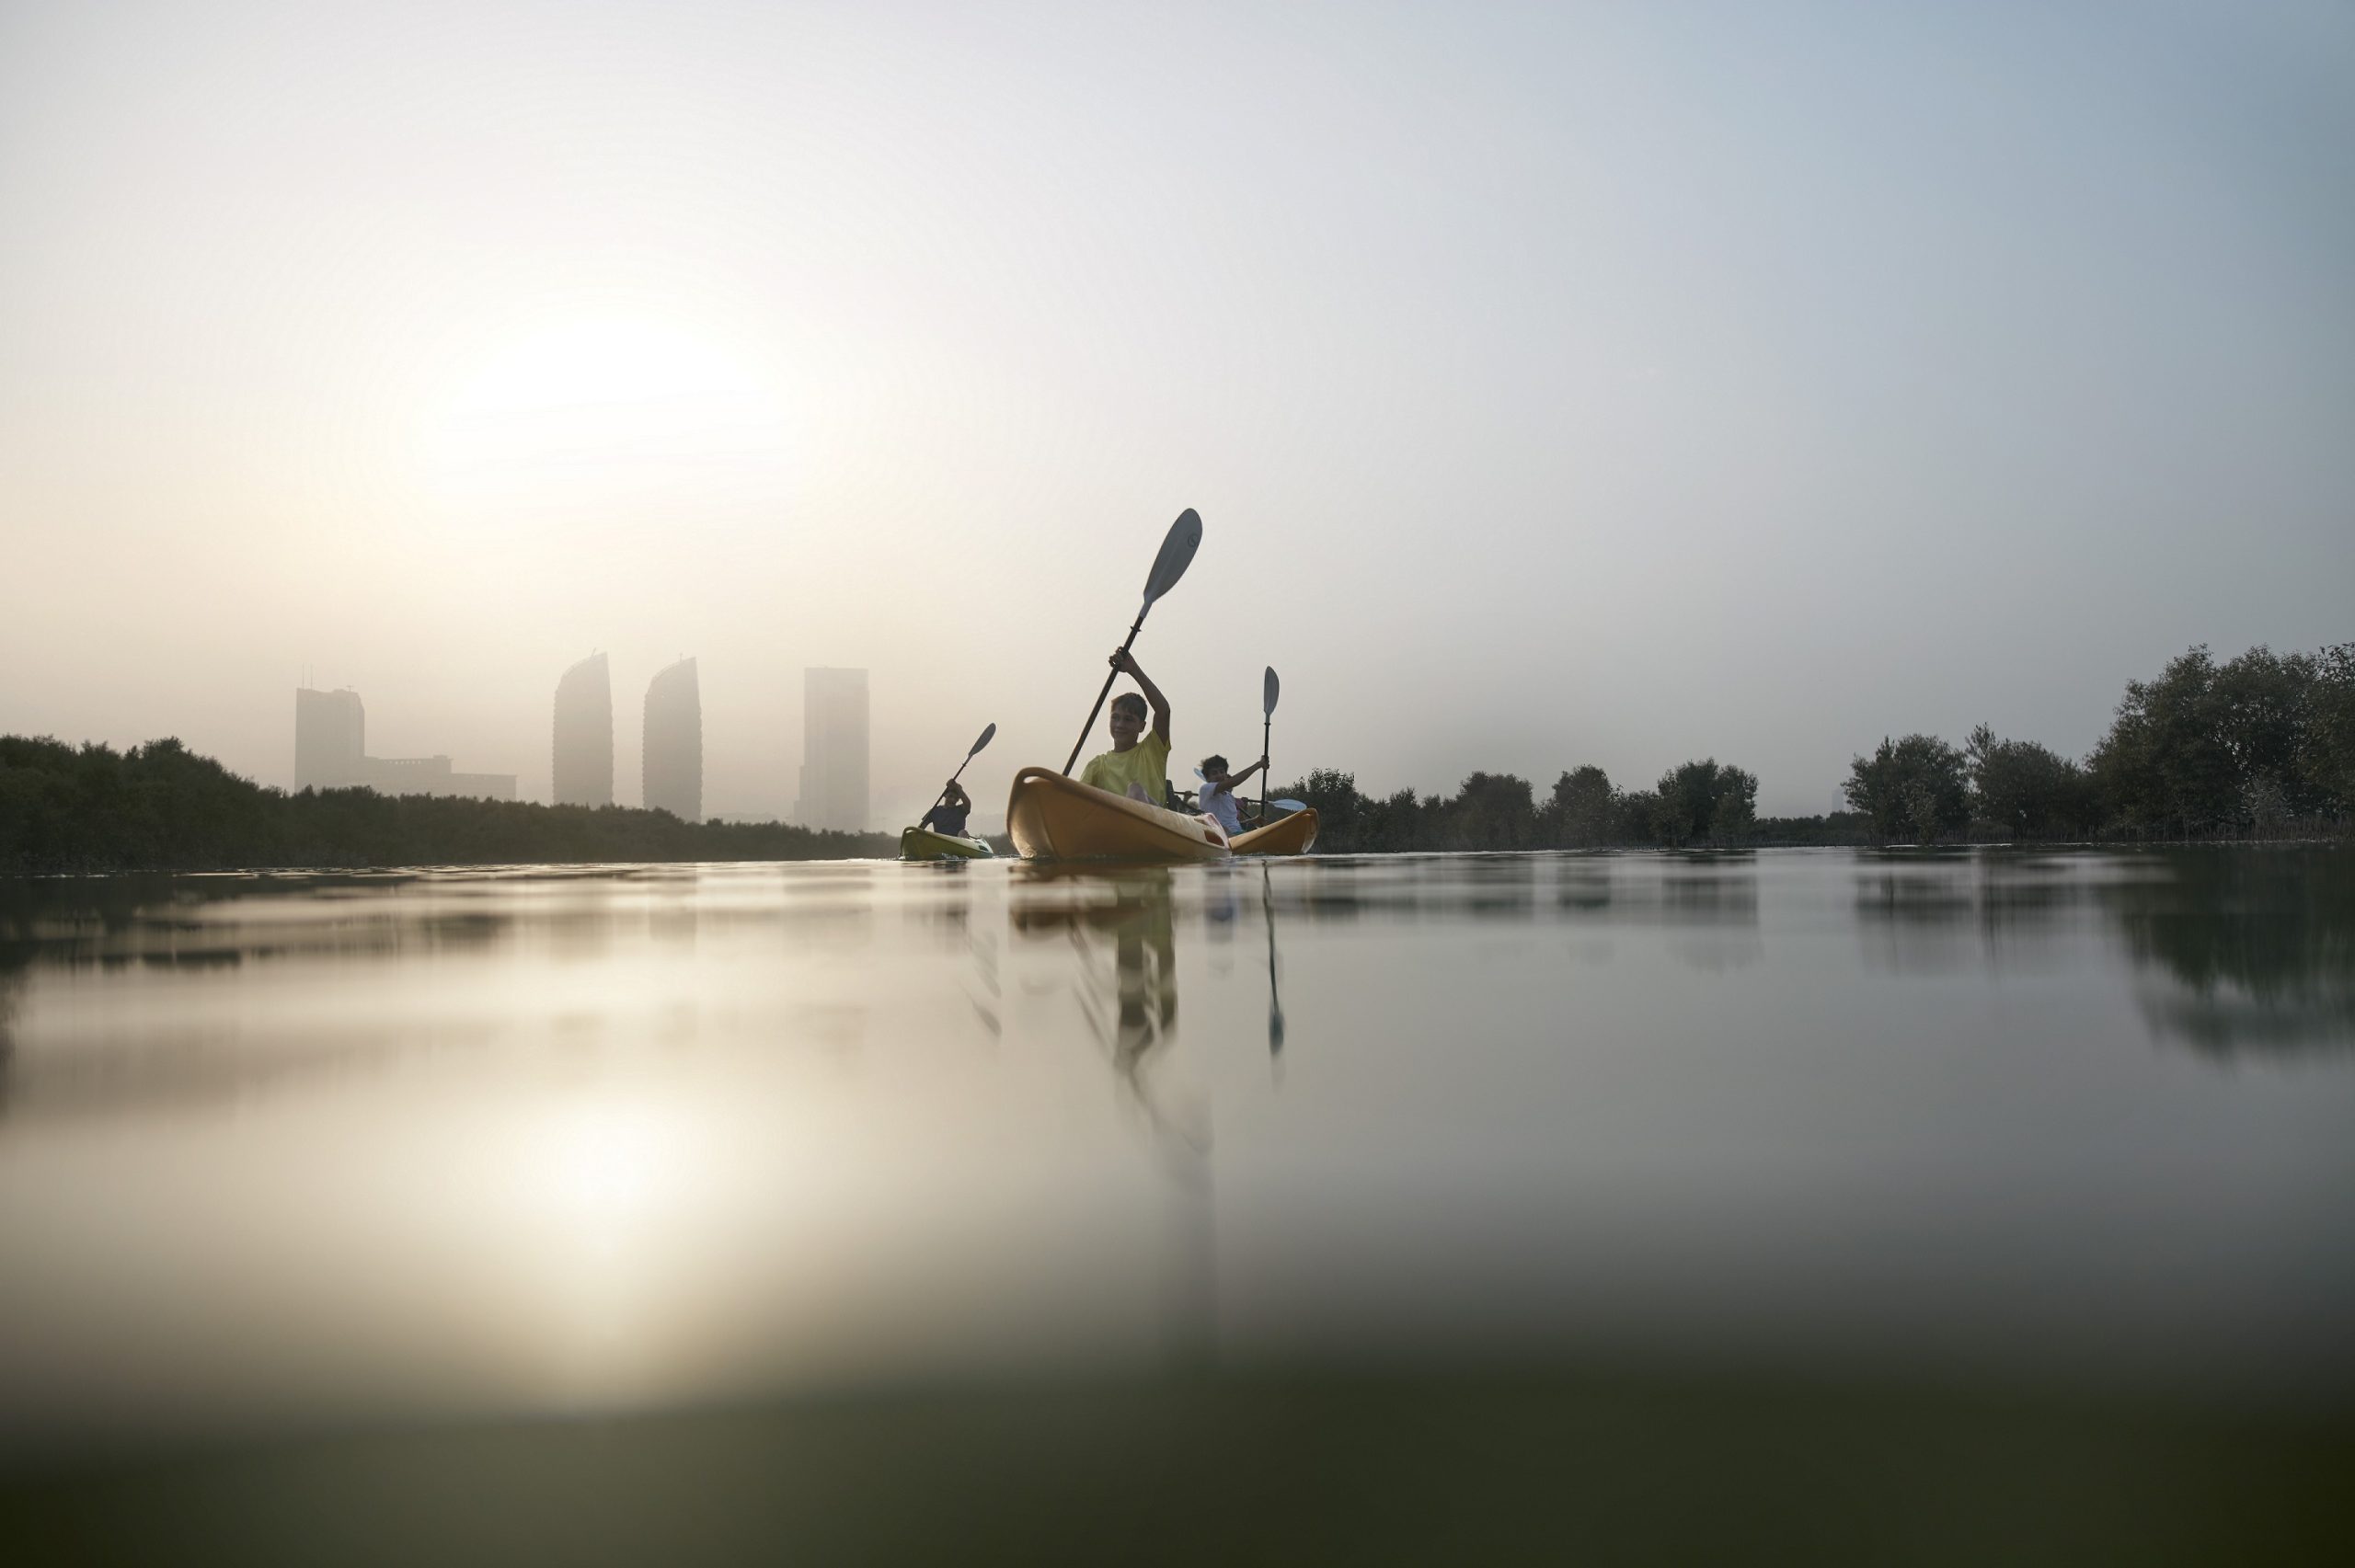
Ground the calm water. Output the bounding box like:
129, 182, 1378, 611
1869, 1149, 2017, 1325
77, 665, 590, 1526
3, 848, 2352, 1558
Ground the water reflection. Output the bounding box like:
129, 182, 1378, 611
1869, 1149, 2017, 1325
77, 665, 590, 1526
1012, 867, 1186, 1126
0, 867, 936, 1124
2105, 849, 2355, 1054
1847, 847, 2355, 1052
1262, 864, 1285, 1061
1, 849, 2351, 1478
1010, 866, 1212, 1365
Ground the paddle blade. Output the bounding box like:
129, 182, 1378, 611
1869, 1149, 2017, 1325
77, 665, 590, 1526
1263, 665, 1280, 715
1141, 509, 1202, 608
1270, 799, 1308, 814
968, 722, 996, 758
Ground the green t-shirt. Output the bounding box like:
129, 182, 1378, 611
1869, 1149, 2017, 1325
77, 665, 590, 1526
1079, 732, 1170, 804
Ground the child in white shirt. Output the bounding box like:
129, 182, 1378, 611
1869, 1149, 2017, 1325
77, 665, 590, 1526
1193, 752, 1269, 837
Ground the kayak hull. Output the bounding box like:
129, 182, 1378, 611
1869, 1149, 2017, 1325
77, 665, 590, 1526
1231, 807, 1320, 856
899, 826, 994, 860
1006, 767, 1232, 863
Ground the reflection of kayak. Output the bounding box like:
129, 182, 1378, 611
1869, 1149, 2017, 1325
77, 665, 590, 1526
899, 826, 994, 860
1231, 807, 1320, 856
1005, 767, 1231, 863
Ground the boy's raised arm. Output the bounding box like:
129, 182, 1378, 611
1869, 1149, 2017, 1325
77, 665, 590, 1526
1110, 649, 1172, 745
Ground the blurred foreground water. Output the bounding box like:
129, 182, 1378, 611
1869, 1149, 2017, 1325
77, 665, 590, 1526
2, 848, 2350, 1563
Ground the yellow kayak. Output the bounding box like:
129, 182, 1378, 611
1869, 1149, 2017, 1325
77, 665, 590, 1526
899, 825, 994, 860
1231, 807, 1320, 856
1005, 767, 1232, 863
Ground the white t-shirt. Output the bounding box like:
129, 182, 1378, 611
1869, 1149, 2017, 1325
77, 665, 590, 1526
1197, 779, 1244, 835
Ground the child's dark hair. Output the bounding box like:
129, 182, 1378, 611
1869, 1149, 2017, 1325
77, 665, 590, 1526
1200, 755, 1229, 775
1111, 692, 1147, 720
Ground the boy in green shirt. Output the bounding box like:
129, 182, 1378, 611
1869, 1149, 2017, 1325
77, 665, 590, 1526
1078, 647, 1173, 804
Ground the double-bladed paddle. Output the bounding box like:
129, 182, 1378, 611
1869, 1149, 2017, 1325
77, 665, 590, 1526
1062, 509, 1203, 775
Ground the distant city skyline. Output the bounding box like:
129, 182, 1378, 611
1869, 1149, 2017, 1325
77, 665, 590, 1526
282, 656, 896, 826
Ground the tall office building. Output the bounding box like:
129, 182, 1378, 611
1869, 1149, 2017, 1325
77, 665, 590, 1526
795, 667, 869, 832
642, 657, 703, 822
553, 652, 615, 807
294, 687, 366, 790
293, 686, 516, 799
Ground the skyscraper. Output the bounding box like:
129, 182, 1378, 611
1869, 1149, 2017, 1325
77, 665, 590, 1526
553, 652, 615, 807
795, 667, 869, 832
642, 657, 703, 822
294, 687, 366, 790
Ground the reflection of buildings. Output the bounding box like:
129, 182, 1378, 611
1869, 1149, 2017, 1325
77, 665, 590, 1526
553, 653, 615, 807
642, 658, 703, 822
795, 667, 868, 831
293, 687, 517, 800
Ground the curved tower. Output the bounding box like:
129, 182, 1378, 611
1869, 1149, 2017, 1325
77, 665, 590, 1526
642, 658, 703, 822
553, 652, 614, 807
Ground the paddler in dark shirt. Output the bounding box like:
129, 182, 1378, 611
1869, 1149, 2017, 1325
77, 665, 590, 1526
918, 780, 972, 837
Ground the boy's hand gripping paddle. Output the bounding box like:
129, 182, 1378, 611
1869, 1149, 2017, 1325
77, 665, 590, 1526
1062, 509, 1202, 775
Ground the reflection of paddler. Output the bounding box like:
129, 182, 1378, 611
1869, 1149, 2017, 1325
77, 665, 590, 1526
1109, 872, 1178, 1073
1017, 865, 1211, 1362
1017, 868, 1185, 1114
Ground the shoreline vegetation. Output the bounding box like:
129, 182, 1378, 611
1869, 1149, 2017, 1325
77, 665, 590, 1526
0, 735, 896, 873
1281, 643, 2353, 853
4, 643, 2349, 872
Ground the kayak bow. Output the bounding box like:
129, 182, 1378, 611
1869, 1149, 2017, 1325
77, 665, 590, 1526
899, 826, 994, 860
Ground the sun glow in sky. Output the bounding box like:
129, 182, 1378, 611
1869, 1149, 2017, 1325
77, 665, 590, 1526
427, 318, 791, 513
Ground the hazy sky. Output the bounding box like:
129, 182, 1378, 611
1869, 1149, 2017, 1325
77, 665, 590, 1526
4, 0, 2349, 824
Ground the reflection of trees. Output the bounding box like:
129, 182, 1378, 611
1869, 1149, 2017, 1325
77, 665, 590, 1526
2103, 850, 2355, 1055
0, 956, 26, 1117
1848, 848, 2355, 1053
1853, 858, 1984, 976
1550, 855, 1762, 970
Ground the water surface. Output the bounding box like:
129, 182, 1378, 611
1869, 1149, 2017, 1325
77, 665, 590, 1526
3, 849, 2350, 1558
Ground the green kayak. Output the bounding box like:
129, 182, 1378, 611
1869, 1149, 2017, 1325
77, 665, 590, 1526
900, 825, 994, 861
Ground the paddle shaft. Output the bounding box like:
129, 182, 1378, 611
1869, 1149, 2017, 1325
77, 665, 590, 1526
1062, 608, 1150, 775
1259, 715, 1272, 824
